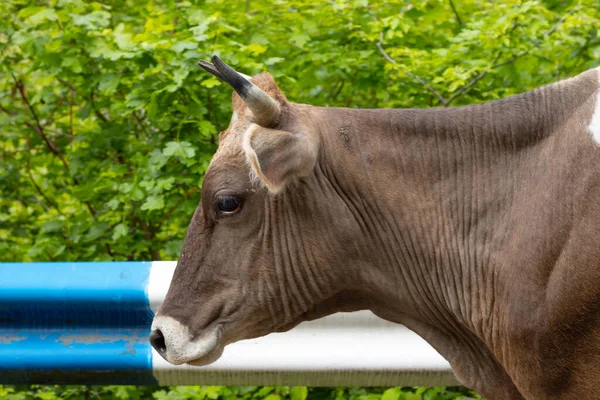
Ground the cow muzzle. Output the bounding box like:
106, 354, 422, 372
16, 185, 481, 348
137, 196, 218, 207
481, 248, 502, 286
150, 315, 224, 366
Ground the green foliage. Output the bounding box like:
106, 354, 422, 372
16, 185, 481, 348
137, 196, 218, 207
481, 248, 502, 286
1, 0, 598, 262
0, 386, 484, 400
1, 0, 599, 398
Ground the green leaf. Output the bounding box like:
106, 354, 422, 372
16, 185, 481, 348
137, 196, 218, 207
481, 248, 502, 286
381, 388, 400, 400
17, 6, 44, 19
40, 220, 64, 233
264, 57, 285, 66
255, 387, 275, 397
263, 395, 281, 400
107, 199, 120, 210
172, 41, 198, 53
36, 391, 60, 400
98, 74, 121, 95
85, 222, 109, 241
400, 393, 421, 400
152, 390, 168, 400
199, 120, 216, 137
156, 177, 175, 191
113, 23, 134, 50
163, 141, 196, 159
141, 195, 165, 211
114, 386, 138, 400
77, 102, 92, 119
70, 11, 111, 30
112, 223, 128, 240
147, 92, 159, 120
52, 245, 66, 258
201, 77, 221, 88
71, 185, 95, 201
290, 32, 310, 48
27, 8, 58, 25
168, 68, 190, 92
291, 387, 308, 400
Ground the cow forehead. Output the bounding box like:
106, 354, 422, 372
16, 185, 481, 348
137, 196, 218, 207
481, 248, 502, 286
209, 140, 246, 177
213, 115, 250, 163
202, 123, 253, 199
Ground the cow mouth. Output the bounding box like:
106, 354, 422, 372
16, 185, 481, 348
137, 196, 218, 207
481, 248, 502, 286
179, 324, 224, 366
151, 314, 226, 366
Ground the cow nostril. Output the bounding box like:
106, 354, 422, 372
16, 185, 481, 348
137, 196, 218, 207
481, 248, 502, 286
149, 329, 167, 356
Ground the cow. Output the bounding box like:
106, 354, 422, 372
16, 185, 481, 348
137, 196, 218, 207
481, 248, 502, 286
150, 55, 600, 399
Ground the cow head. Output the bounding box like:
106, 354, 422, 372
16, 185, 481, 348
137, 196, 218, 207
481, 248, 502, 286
150, 56, 368, 366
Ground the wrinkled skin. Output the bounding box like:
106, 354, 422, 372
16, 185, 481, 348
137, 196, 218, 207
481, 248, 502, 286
152, 67, 600, 400
153, 74, 369, 366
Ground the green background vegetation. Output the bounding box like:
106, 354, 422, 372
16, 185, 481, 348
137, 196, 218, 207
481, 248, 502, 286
1, 0, 598, 398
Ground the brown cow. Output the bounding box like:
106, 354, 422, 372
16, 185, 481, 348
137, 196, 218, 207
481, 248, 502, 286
151, 56, 600, 399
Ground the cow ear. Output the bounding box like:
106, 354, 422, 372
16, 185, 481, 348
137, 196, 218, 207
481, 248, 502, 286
243, 124, 319, 193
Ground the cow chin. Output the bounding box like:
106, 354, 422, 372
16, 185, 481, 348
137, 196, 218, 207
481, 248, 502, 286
186, 343, 224, 366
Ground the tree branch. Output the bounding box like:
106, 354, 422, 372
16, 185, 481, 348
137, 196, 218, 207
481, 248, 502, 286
0, 104, 13, 115
105, 243, 115, 258
156, 187, 199, 230
331, 79, 345, 103
132, 111, 150, 138
90, 89, 109, 122
544, 6, 577, 38
16, 80, 43, 132
14, 77, 115, 257
206, 92, 221, 135
69, 89, 74, 142
43, 91, 67, 128
56, 77, 76, 91
26, 155, 62, 214
23, 121, 70, 170
376, 32, 449, 107
137, 218, 161, 260
375, 6, 578, 107
448, 0, 463, 27
15, 78, 72, 172
446, 6, 577, 105
446, 52, 502, 105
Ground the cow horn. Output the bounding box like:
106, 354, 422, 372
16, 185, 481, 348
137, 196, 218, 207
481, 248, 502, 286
200, 55, 281, 127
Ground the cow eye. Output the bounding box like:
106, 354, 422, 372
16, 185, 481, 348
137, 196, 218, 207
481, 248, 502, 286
215, 195, 242, 217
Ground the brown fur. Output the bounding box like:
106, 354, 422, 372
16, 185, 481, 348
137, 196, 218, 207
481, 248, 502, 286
156, 68, 600, 399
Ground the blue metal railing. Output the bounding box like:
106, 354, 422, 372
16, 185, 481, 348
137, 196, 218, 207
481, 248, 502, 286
0, 262, 156, 384
0, 261, 456, 386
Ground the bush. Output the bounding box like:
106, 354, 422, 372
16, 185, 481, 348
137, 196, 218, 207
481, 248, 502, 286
0, 385, 484, 400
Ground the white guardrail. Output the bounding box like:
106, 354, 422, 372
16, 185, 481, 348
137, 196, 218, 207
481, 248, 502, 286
0, 261, 457, 386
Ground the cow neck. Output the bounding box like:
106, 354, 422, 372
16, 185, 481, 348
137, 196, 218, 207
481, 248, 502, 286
309, 76, 597, 397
